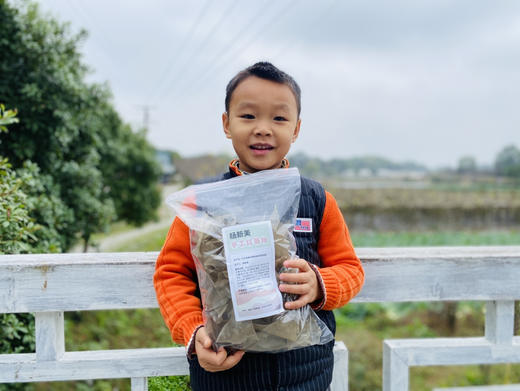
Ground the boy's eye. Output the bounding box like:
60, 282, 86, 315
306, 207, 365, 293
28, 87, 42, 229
274, 116, 287, 122
240, 114, 255, 119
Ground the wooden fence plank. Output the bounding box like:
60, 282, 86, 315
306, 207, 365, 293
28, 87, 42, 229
0, 343, 349, 387
384, 337, 520, 367
433, 385, 520, 391
383, 340, 409, 391
131, 377, 148, 391
485, 301, 515, 345
35, 312, 64, 361
1, 247, 520, 313
331, 342, 348, 391
0, 347, 188, 383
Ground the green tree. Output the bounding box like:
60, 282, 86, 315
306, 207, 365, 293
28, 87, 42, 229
98, 120, 161, 226
0, 158, 37, 254
0, 159, 63, 254
0, 1, 160, 250
495, 144, 520, 177
457, 155, 477, 174
0, 104, 18, 131
0, 156, 44, 391
0, 108, 39, 391
0, 1, 114, 249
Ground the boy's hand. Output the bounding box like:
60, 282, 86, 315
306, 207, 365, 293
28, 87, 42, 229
278, 258, 322, 310
194, 327, 245, 372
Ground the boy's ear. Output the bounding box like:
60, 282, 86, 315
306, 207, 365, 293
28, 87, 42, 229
222, 112, 232, 139
292, 118, 301, 142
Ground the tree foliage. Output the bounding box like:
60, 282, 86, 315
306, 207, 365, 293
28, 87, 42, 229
457, 155, 477, 174
0, 104, 19, 131
0, 1, 160, 250
0, 158, 63, 254
288, 151, 427, 178
97, 120, 161, 226
0, 111, 40, 391
495, 144, 520, 178
0, 158, 35, 254
0, 0, 161, 382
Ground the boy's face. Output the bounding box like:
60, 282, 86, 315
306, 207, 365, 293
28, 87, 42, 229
222, 76, 301, 173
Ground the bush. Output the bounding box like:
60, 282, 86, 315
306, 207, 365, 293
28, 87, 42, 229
0, 159, 39, 391
149, 376, 191, 391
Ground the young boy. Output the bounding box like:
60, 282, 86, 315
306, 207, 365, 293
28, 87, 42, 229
154, 62, 364, 391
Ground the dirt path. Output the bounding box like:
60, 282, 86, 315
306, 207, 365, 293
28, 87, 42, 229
70, 184, 180, 253
92, 219, 172, 252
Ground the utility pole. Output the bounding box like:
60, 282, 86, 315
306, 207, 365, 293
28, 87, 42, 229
136, 105, 155, 132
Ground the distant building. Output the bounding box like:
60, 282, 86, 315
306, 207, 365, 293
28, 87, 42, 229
342, 168, 427, 179
155, 150, 176, 183
376, 168, 427, 179
174, 154, 232, 183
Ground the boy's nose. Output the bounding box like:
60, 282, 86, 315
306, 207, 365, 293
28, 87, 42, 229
254, 123, 272, 136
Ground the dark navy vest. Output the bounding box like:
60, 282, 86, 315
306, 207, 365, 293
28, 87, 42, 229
189, 169, 335, 391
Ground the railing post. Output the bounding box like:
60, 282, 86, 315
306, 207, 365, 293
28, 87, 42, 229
383, 341, 409, 391
331, 341, 349, 391
485, 301, 515, 345
131, 377, 148, 391
35, 311, 65, 361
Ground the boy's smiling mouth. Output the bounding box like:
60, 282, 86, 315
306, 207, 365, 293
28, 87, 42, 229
250, 143, 274, 156
250, 143, 274, 150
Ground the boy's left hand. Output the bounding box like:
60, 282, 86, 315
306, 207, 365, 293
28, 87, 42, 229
278, 258, 322, 310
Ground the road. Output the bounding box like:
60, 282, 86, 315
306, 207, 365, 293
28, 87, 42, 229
70, 184, 180, 253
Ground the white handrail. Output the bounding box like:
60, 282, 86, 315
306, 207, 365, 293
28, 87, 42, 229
1, 246, 519, 390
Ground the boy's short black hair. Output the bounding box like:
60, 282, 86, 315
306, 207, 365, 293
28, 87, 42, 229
225, 61, 301, 117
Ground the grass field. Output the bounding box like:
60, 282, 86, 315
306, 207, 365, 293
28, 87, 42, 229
351, 229, 520, 247
104, 226, 520, 253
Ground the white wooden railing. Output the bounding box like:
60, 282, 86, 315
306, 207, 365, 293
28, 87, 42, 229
1, 246, 519, 390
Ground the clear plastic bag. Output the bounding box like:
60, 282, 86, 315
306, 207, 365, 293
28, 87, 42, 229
166, 168, 333, 352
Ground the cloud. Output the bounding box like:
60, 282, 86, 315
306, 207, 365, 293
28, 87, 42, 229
37, 0, 520, 167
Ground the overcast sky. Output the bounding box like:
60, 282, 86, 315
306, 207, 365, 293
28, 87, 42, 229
37, 0, 520, 169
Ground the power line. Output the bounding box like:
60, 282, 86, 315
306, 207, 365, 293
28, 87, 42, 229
73, 0, 112, 42
152, 0, 239, 105
164, 0, 277, 99
170, 0, 298, 105
271, 0, 338, 61
146, 0, 213, 103
63, 0, 90, 32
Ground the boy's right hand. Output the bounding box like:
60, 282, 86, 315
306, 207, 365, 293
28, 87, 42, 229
194, 327, 245, 372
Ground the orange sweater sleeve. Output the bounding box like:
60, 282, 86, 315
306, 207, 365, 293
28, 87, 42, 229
153, 217, 203, 346
317, 191, 365, 310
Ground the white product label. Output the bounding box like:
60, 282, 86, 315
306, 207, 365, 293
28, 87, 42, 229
222, 221, 284, 321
